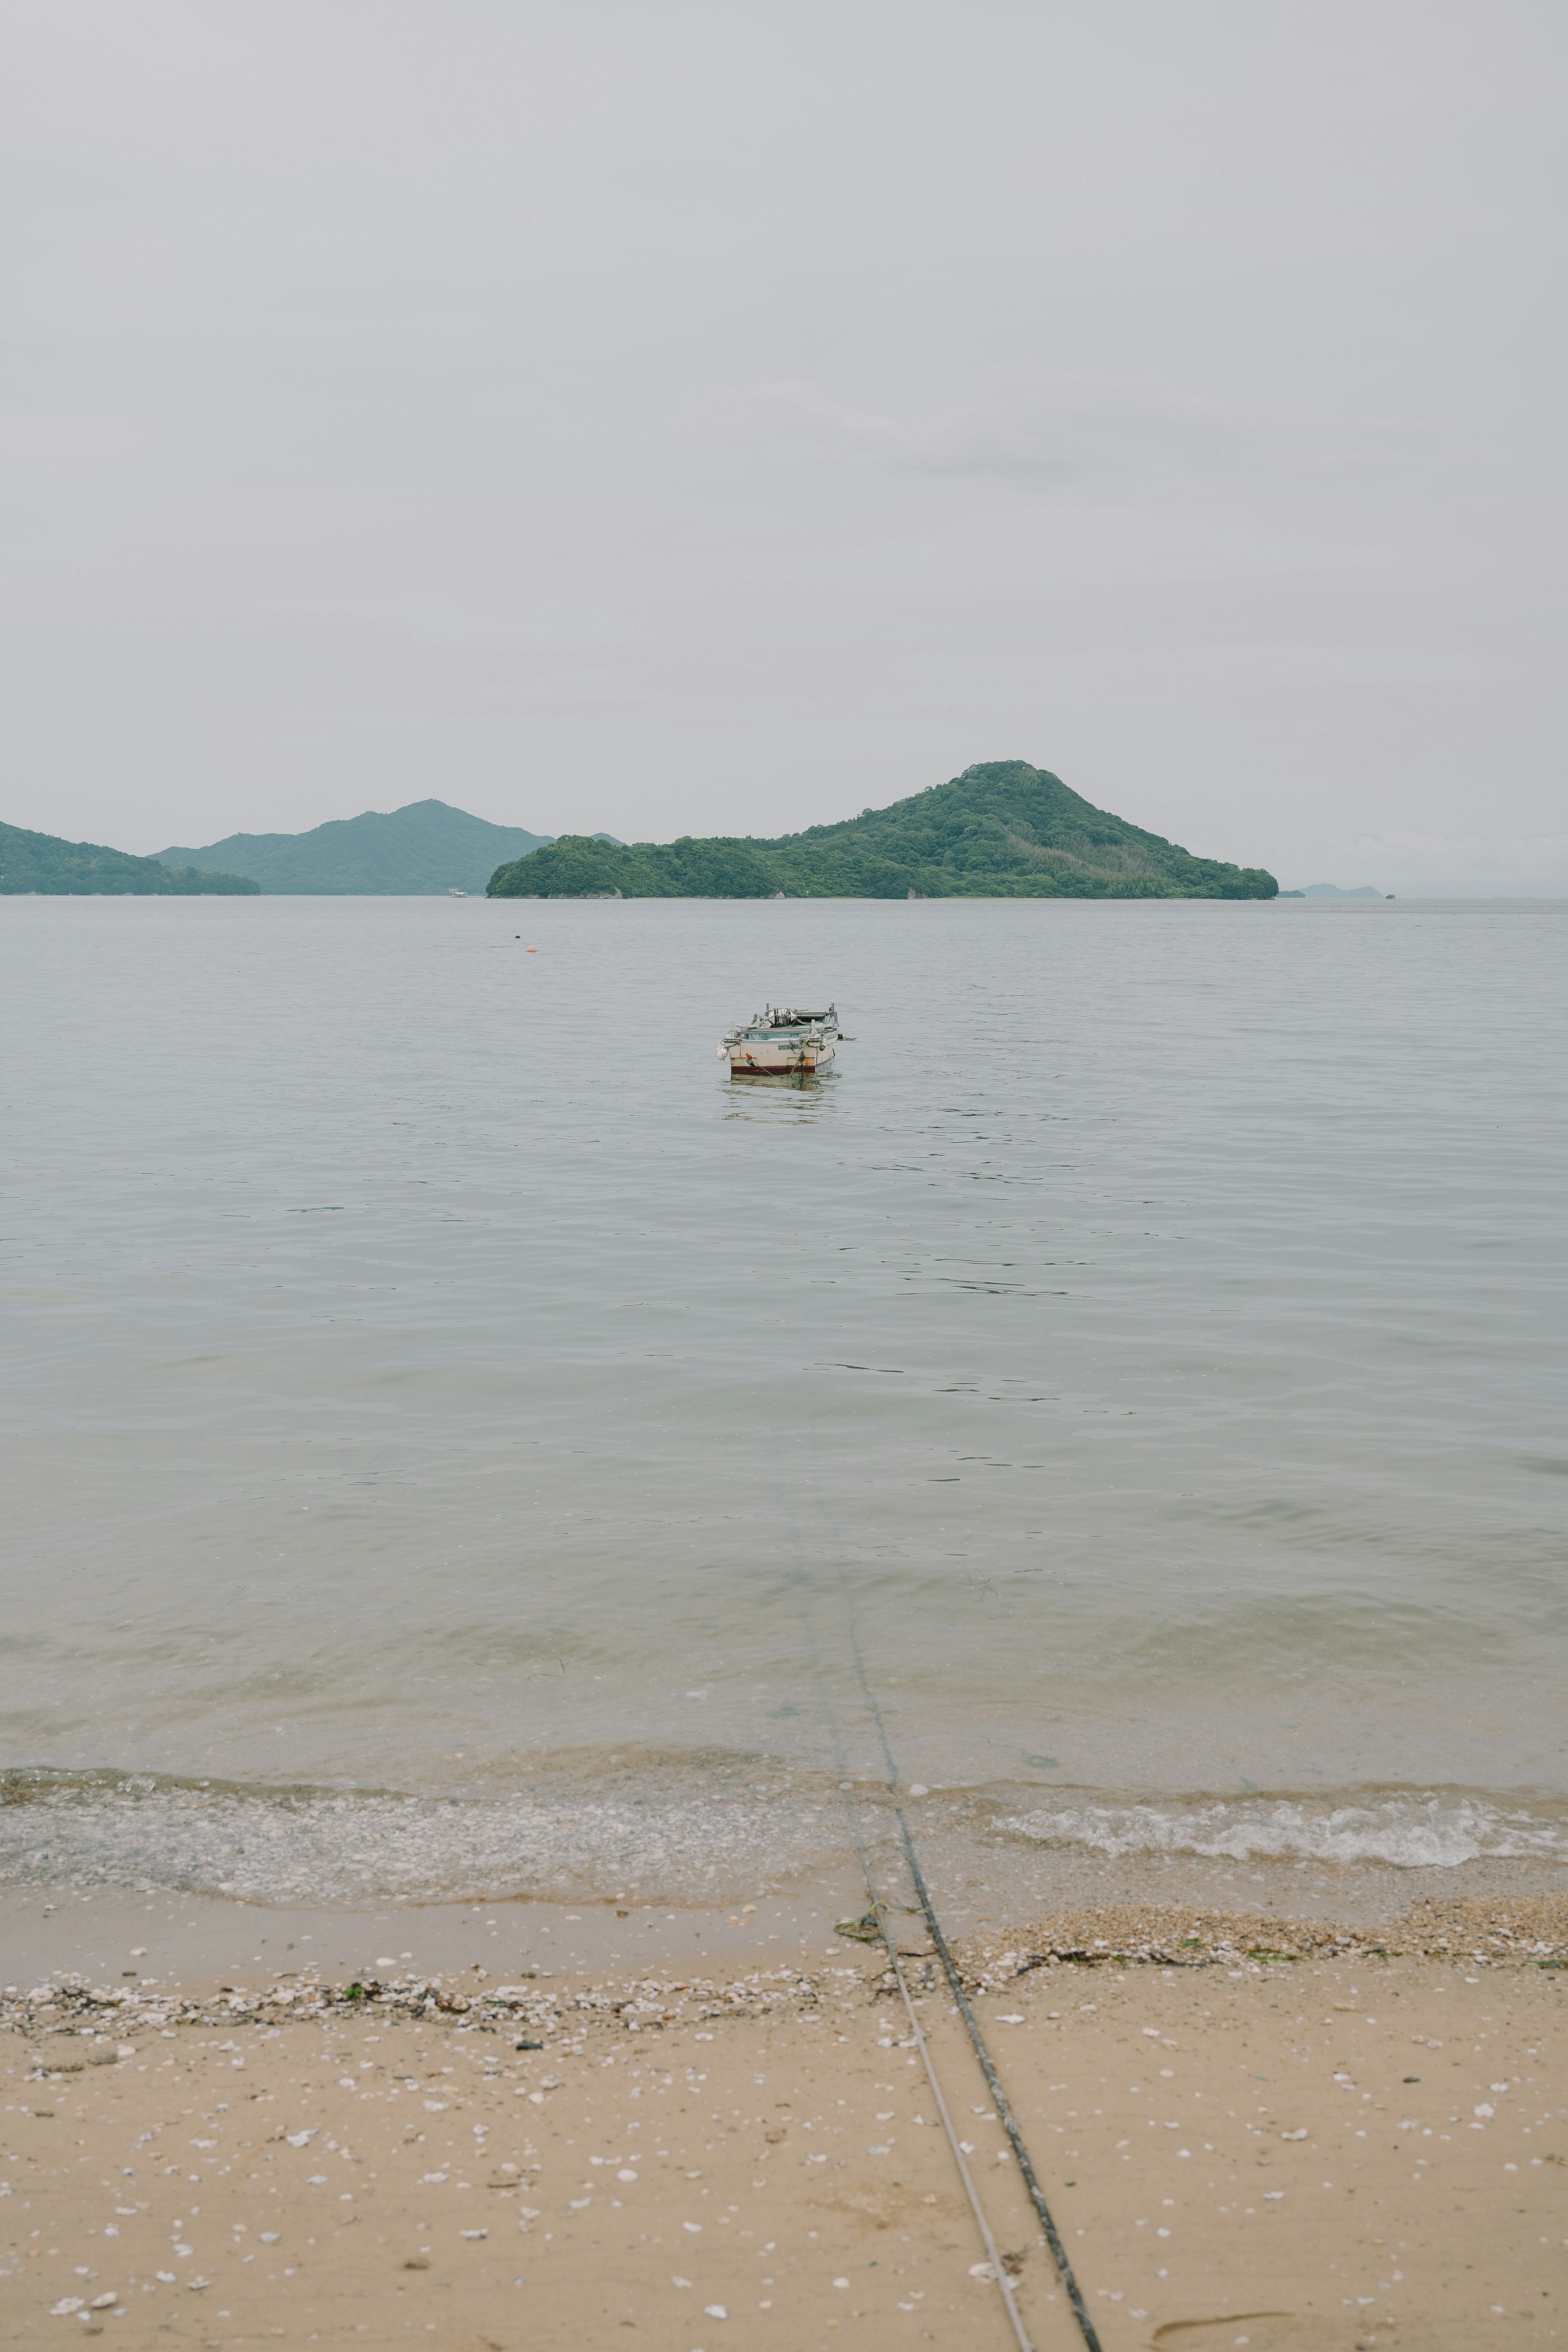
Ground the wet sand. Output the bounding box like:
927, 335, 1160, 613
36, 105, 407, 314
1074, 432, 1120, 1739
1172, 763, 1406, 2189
4, 1897, 1565, 2350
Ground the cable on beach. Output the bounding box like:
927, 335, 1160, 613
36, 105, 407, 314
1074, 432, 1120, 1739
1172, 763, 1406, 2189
843, 1613, 1107, 2352
798, 1556, 1104, 2352
834, 1781, 1038, 2352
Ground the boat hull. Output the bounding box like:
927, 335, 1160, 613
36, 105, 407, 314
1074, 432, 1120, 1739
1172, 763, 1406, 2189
727, 1037, 836, 1074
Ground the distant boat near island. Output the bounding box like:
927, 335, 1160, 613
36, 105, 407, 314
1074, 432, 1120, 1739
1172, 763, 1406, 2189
1278, 883, 1395, 900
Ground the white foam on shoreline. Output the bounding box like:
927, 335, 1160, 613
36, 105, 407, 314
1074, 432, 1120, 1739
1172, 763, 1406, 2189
999, 1794, 1568, 1868
7, 1771, 1566, 1904
0, 1775, 834, 1904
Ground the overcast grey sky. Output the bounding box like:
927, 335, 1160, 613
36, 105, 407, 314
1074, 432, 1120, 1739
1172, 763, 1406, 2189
4, 2, 1564, 891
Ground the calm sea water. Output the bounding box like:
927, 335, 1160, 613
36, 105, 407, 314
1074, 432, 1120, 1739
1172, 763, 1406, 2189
3, 894, 1565, 1910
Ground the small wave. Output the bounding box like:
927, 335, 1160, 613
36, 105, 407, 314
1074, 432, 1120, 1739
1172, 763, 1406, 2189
0, 1769, 834, 1906
998, 1793, 1568, 1869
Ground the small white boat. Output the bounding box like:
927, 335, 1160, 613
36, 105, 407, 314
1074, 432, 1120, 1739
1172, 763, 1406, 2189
719, 1002, 841, 1076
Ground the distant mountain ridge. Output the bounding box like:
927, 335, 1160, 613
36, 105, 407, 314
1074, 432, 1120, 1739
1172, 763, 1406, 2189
488, 760, 1278, 900
0, 819, 257, 896
157, 798, 558, 895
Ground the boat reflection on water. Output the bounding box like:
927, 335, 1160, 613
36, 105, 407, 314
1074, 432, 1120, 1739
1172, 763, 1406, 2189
719, 1059, 841, 1123
726, 1065, 831, 1089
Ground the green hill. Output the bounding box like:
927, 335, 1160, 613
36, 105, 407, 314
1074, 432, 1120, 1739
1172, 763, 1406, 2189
486, 761, 1277, 900
0, 820, 258, 896
157, 798, 556, 895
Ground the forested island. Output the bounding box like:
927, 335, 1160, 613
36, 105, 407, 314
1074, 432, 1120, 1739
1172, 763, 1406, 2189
486, 761, 1278, 900
157, 798, 565, 895
0, 820, 258, 896
4, 766, 1275, 902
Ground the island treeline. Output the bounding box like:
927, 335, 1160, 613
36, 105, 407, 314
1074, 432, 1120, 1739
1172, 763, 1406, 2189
156, 798, 560, 896
0, 820, 258, 896
486, 762, 1278, 900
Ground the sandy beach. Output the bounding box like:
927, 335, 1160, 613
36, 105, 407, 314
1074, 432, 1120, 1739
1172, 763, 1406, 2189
8, 13, 1568, 2346
4, 1896, 1564, 2350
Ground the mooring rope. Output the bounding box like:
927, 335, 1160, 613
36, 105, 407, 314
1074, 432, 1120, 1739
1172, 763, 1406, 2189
798, 1581, 1036, 2346
844, 1614, 1107, 2352
833, 1787, 1038, 2351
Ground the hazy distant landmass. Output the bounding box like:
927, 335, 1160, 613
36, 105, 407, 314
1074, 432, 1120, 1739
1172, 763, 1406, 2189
1293, 883, 1386, 899
487, 761, 1278, 901
158, 798, 607, 895
0, 819, 258, 896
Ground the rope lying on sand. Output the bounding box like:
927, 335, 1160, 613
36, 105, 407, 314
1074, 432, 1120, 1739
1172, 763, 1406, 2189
871, 1904, 1037, 2352
802, 1587, 1055, 2343
843, 1617, 1106, 2352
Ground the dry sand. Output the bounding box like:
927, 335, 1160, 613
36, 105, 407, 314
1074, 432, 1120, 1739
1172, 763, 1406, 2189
3, 1898, 1565, 2351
